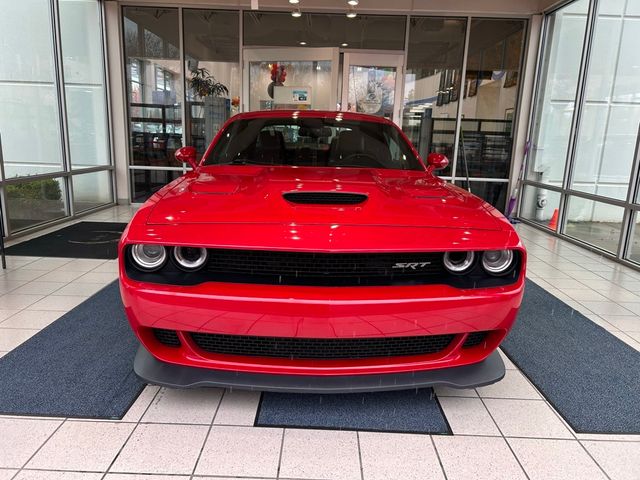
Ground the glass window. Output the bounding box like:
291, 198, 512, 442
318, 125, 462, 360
455, 181, 509, 213
60, 0, 110, 170
520, 186, 562, 231
565, 195, 624, 253
243, 12, 405, 50
72, 170, 113, 213
6, 177, 68, 232
570, 4, 640, 200
402, 17, 467, 177
184, 9, 240, 155
627, 212, 640, 264
130, 169, 182, 203
527, 0, 589, 187
123, 7, 183, 168
346, 65, 397, 120
203, 117, 422, 171
460, 19, 526, 180
248, 60, 333, 112
0, 0, 64, 178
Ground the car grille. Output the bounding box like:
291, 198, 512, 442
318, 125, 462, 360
462, 331, 488, 348
203, 249, 445, 286
189, 332, 456, 359
153, 328, 181, 347
283, 192, 368, 205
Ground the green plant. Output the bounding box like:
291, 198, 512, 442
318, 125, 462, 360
189, 68, 229, 98
6, 179, 62, 201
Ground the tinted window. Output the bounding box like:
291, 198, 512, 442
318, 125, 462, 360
204, 117, 423, 171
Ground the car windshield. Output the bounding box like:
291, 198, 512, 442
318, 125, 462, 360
203, 117, 424, 171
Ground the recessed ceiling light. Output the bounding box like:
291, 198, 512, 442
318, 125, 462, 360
341, 42, 348, 47
346, 8, 357, 18
289, 0, 299, 3
347, 0, 359, 5
291, 8, 302, 17
299, 41, 307, 45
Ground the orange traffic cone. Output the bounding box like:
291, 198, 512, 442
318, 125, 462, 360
548, 208, 558, 231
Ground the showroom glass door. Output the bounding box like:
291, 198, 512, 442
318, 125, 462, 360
341, 52, 404, 125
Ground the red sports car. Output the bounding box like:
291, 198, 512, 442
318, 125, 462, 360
119, 110, 526, 392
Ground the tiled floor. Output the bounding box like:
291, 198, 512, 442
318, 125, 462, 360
0, 207, 639, 480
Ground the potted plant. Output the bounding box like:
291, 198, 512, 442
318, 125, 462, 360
188, 68, 230, 148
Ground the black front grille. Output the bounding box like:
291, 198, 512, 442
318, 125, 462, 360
462, 331, 488, 348
153, 328, 181, 347
283, 192, 368, 205
190, 332, 455, 359
203, 250, 444, 286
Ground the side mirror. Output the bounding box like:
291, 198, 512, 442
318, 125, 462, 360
175, 146, 198, 171
426, 152, 449, 171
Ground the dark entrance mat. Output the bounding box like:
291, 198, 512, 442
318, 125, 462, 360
0, 281, 145, 419
502, 280, 640, 434
255, 389, 450, 434
6, 222, 127, 259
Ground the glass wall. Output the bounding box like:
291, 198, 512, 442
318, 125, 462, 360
521, 0, 640, 265
0, 0, 113, 235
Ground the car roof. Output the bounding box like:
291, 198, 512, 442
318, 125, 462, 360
229, 110, 394, 125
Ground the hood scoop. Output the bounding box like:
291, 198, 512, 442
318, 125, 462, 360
283, 192, 368, 205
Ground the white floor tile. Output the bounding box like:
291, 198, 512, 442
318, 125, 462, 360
110, 423, 208, 475
0, 294, 44, 310
14, 472, 103, 480
476, 370, 541, 400
213, 389, 261, 426
77, 271, 118, 284
437, 397, 500, 436
35, 270, 86, 283
581, 440, 640, 480
53, 259, 106, 272
10, 282, 67, 296
0, 418, 62, 468
579, 301, 635, 316
279, 428, 361, 480
26, 421, 134, 471
597, 314, 640, 332
142, 387, 223, 425
359, 431, 444, 480
119, 385, 160, 423
433, 435, 527, 480
508, 438, 607, 480
0, 470, 17, 480
483, 399, 573, 439
194, 426, 282, 477
0, 310, 63, 329
25, 295, 88, 312
0, 328, 39, 350
105, 475, 190, 480
434, 386, 478, 397
51, 282, 106, 297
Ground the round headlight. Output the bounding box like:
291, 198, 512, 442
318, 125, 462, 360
130, 244, 166, 271
173, 246, 208, 271
482, 250, 514, 275
443, 251, 475, 274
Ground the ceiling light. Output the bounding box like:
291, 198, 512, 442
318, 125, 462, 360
346, 8, 357, 18
299, 41, 307, 45
289, 0, 299, 3
347, 0, 359, 5
291, 8, 302, 17
341, 42, 348, 47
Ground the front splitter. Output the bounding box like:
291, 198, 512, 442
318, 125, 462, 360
134, 346, 505, 393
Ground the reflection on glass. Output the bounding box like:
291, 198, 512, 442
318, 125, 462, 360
460, 19, 525, 180
627, 213, 640, 264
402, 17, 466, 177
130, 169, 182, 203
123, 7, 183, 168
0, 0, 64, 178
184, 9, 240, 155
243, 12, 405, 50
565, 195, 624, 253
248, 61, 332, 111
72, 171, 113, 213
59, 0, 110, 169
571, 2, 640, 200
520, 186, 562, 231
527, 0, 589, 186
347, 66, 396, 120
6, 178, 68, 232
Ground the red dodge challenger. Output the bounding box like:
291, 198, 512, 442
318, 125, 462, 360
119, 110, 526, 392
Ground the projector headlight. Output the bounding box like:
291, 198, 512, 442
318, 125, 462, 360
482, 250, 515, 275
130, 244, 167, 271
173, 246, 208, 271
443, 251, 475, 274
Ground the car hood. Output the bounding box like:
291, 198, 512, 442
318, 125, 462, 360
145, 166, 507, 231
